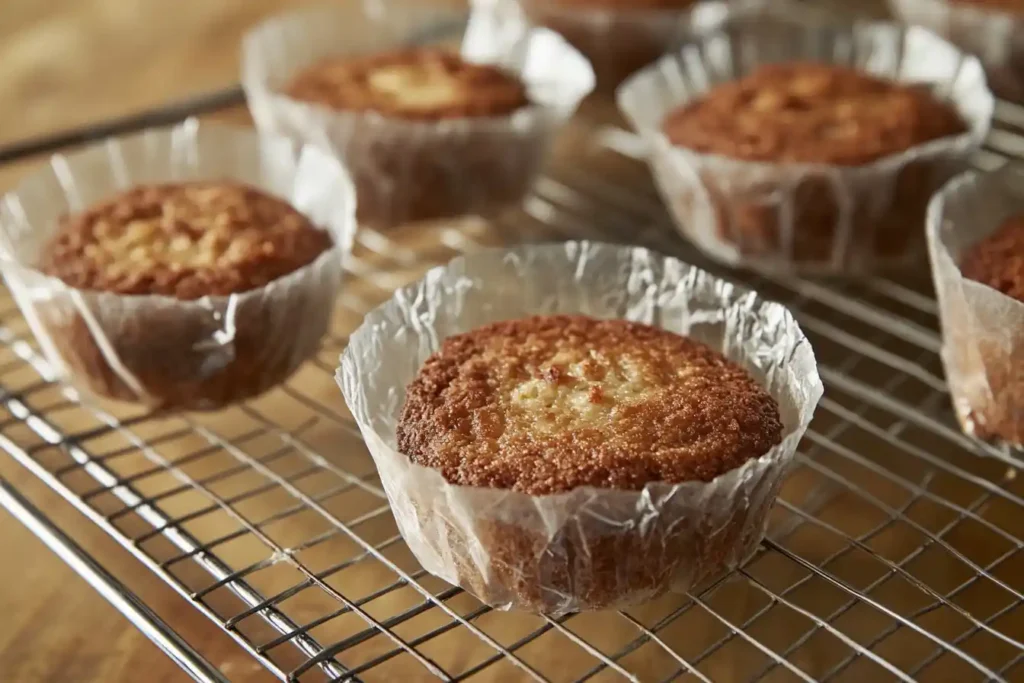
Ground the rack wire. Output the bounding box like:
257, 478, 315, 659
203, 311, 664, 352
2, 55, 1024, 683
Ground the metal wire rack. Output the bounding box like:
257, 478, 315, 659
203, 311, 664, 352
3, 55, 1024, 683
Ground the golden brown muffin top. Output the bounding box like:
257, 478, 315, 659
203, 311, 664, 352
39, 182, 332, 300
662, 63, 967, 165
397, 315, 783, 495
546, 0, 698, 8
950, 0, 1024, 12
960, 214, 1024, 302
283, 48, 530, 121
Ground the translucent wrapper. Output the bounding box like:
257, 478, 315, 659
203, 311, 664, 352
0, 120, 356, 411
618, 17, 994, 274
507, 0, 775, 91
890, 0, 1024, 103
338, 242, 821, 614
242, 1, 594, 229
928, 165, 1024, 447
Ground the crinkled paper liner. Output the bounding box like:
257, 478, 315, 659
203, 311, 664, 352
509, 0, 772, 91
0, 120, 356, 411
338, 242, 822, 614
242, 1, 594, 229
928, 164, 1024, 448
618, 16, 994, 275
890, 0, 1024, 103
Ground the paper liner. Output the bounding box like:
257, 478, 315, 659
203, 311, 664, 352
242, 1, 594, 229
618, 16, 994, 275
890, 0, 1024, 103
0, 120, 356, 411
928, 164, 1024, 447
510, 0, 772, 91
338, 242, 821, 614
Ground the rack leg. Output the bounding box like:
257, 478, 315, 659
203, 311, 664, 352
0, 479, 230, 683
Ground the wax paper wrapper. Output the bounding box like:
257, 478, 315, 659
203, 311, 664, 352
890, 0, 1024, 103
338, 242, 821, 614
0, 120, 356, 411
618, 16, 993, 274
928, 164, 1024, 447
509, 0, 773, 91
242, 1, 594, 229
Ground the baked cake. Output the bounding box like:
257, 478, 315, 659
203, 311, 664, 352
659, 62, 969, 268
279, 47, 540, 226
40, 183, 331, 298
284, 48, 530, 121
397, 314, 784, 609
953, 214, 1024, 443
663, 64, 965, 165
36, 182, 337, 409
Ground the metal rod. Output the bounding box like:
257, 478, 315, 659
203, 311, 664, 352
0, 86, 244, 165
0, 478, 230, 683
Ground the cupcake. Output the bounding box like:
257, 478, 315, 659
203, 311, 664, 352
0, 120, 355, 410
928, 164, 1024, 447
512, 0, 768, 90
338, 242, 821, 615
242, 1, 593, 229
890, 0, 1024, 102
618, 17, 993, 274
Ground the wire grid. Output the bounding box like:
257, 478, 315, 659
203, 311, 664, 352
2, 100, 1024, 683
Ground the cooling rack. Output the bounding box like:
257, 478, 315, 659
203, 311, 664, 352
2, 43, 1024, 683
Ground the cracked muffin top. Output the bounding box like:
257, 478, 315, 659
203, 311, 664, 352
283, 47, 530, 121
38, 182, 331, 299
662, 63, 967, 166
397, 314, 783, 495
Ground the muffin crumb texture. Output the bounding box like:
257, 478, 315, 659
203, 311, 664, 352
283, 48, 530, 120
960, 214, 1024, 301
398, 315, 783, 495
663, 63, 967, 165
38, 182, 332, 300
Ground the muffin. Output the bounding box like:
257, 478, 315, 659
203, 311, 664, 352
339, 242, 821, 615
890, 0, 1024, 102
0, 122, 354, 411
928, 166, 1024, 447
618, 18, 993, 274
282, 48, 533, 225
242, 2, 594, 228
397, 315, 783, 609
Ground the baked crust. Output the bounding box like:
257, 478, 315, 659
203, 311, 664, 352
38, 182, 332, 299
284, 48, 529, 121
398, 315, 782, 495
663, 64, 966, 166
961, 214, 1024, 302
